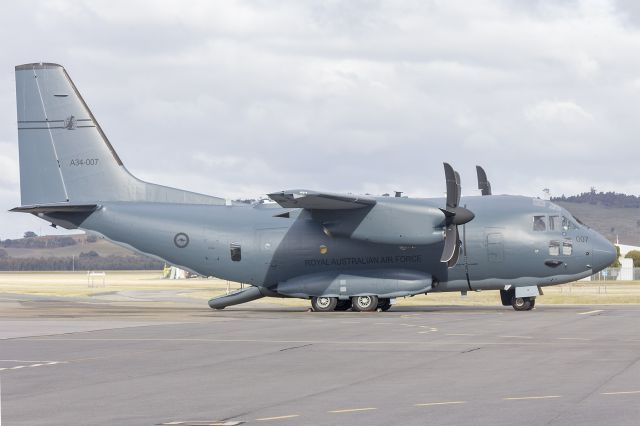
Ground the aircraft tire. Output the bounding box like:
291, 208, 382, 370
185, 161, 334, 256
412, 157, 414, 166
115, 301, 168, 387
335, 300, 352, 311
311, 296, 338, 312
527, 298, 536, 310
377, 298, 392, 311
352, 295, 378, 312
511, 296, 533, 311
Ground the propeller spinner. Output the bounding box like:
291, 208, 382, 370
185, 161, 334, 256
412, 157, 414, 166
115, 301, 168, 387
440, 163, 475, 267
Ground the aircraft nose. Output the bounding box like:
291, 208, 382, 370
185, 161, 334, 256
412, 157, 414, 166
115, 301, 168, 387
591, 236, 617, 273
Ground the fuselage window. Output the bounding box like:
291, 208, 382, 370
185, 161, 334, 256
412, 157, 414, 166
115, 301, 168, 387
230, 242, 242, 261
562, 241, 573, 256
549, 240, 560, 256
533, 215, 547, 231
562, 216, 578, 231
549, 215, 559, 231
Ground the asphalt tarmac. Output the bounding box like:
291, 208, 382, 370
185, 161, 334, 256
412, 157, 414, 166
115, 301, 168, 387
1, 297, 639, 425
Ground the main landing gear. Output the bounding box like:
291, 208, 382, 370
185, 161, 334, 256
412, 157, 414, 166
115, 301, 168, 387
310, 296, 392, 312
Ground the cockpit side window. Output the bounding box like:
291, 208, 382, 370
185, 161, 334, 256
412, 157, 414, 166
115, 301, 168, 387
549, 215, 560, 231
562, 216, 578, 231
533, 215, 547, 231
562, 241, 573, 256
549, 240, 560, 256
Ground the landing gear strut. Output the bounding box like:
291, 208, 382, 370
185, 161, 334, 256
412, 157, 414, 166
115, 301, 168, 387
335, 299, 352, 311
377, 298, 392, 311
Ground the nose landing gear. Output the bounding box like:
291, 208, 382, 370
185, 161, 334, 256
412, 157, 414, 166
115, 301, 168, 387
500, 288, 536, 311
511, 296, 535, 311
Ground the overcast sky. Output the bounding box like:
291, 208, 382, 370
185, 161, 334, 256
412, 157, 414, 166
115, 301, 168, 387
1, 0, 640, 238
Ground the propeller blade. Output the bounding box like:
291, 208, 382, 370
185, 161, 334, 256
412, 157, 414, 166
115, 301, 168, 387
443, 163, 458, 209
447, 236, 460, 268
476, 165, 492, 196
454, 171, 461, 205
440, 225, 458, 263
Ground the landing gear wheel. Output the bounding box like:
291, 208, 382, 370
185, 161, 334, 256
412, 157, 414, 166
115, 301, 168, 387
377, 298, 391, 311
511, 296, 533, 311
527, 298, 536, 310
352, 295, 378, 312
335, 300, 352, 311
311, 296, 338, 312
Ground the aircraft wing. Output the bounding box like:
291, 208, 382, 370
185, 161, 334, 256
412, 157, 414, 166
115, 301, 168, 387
267, 190, 376, 210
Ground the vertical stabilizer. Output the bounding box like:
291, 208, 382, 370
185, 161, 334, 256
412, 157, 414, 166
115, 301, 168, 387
15, 63, 224, 206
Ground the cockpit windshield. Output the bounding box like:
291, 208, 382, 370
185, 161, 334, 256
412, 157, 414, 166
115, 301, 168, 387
561, 216, 578, 231
533, 214, 580, 232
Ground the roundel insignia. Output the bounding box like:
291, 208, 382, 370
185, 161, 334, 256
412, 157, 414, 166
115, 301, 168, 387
174, 232, 190, 248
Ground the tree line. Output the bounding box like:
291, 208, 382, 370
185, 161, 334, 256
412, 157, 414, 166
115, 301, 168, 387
552, 189, 640, 208
0, 255, 163, 271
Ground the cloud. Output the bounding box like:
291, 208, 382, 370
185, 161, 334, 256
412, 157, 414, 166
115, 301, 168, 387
525, 100, 593, 124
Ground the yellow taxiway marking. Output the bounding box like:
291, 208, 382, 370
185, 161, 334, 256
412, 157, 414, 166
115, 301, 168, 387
578, 310, 604, 315
504, 395, 561, 401
256, 414, 300, 421
329, 407, 377, 413
415, 401, 466, 406
601, 390, 640, 395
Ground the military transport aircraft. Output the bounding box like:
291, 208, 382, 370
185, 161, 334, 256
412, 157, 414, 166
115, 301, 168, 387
11, 63, 617, 312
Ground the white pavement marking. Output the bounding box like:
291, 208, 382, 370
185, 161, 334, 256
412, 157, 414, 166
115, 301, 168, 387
329, 407, 377, 413
578, 310, 604, 315
0, 361, 66, 372
256, 414, 300, 421
557, 337, 591, 341
504, 395, 561, 400
499, 335, 533, 339
415, 401, 466, 406
601, 390, 640, 395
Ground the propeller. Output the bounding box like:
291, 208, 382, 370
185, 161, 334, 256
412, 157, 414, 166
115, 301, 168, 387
476, 165, 492, 196
440, 163, 475, 267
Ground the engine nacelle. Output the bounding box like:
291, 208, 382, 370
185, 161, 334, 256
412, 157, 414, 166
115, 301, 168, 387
318, 201, 446, 245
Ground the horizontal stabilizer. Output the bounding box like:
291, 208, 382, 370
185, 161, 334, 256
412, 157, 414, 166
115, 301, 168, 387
268, 190, 376, 210
10, 204, 98, 214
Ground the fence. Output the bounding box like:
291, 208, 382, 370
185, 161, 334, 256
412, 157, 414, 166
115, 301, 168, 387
588, 267, 640, 281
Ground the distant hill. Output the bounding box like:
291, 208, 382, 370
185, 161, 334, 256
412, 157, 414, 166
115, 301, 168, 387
552, 191, 640, 246
553, 190, 640, 208
0, 234, 163, 271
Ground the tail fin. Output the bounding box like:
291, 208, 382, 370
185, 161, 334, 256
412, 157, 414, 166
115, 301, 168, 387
15, 63, 223, 206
